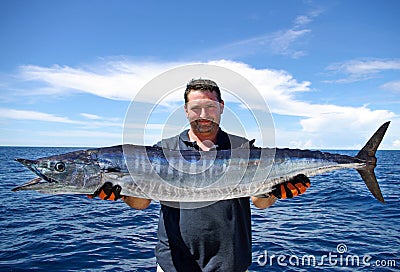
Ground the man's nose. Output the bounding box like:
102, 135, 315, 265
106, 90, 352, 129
199, 108, 208, 118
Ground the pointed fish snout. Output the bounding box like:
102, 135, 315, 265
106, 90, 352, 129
15, 158, 36, 166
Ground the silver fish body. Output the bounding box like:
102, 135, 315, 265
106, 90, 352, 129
13, 122, 390, 203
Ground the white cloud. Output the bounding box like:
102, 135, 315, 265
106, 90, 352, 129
39, 130, 121, 139
81, 113, 102, 120
0, 108, 81, 124
210, 60, 394, 125
265, 9, 322, 58
270, 29, 310, 58
196, 9, 321, 59
393, 139, 400, 148
19, 61, 178, 101
381, 80, 400, 92
9, 59, 398, 149
0, 108, 122, 128
212, 60, 396, 149
325, 58, 400, 83
294, 15, 312, 27
197, 30, 309, 60
80, 113, 121, 125
346, 59, 400, 74
294, 9, 323, 28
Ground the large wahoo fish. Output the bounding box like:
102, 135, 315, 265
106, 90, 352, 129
13, 122, 390, 203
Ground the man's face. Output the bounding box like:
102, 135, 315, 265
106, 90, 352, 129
184, 90, 224, 136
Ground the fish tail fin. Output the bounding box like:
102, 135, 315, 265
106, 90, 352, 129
355, 121, 390, 203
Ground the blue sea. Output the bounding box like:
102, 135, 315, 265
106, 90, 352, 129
0, 147, 399, 271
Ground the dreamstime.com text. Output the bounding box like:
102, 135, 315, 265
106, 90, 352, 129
255, 243, 396, 268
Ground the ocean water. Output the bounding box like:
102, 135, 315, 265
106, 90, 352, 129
0, 147, 398, 271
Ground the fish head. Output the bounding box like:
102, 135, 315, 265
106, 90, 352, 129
13, 151, 102, 194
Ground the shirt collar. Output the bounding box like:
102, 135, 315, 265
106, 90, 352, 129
179, 128, 231, 150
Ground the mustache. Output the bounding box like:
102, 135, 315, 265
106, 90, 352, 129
193, 119, 218, 126
194, 118, 215, 123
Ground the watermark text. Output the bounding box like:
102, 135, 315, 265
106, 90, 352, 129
256, 243, 396, 268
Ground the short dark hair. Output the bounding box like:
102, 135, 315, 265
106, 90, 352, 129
184, 78, 222, 103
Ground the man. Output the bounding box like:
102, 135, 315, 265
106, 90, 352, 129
92, 79, 310, 271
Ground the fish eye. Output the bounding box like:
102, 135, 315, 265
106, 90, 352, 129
54, 162, 66, 172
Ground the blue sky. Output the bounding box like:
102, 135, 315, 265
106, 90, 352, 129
0, 0, 399, 149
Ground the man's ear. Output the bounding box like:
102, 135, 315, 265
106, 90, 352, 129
220, 100, 224, 114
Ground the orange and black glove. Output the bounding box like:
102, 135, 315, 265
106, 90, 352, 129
87, 182, 126, 201
270, 174, 311, 199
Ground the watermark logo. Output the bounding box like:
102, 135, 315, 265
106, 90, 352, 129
122, 63, 276, 209
336, 243, 347, 254
256, 243, 396, 268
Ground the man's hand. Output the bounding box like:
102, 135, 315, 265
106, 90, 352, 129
270, 174, 311, 199
87, 182, 126, 201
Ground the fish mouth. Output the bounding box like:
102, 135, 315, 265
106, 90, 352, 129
13, 158, 58, 192
12, 177, 45, 191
